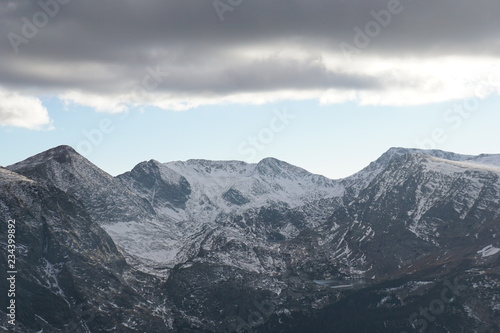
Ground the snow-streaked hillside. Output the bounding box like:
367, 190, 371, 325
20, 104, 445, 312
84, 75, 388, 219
163, 157, 344, 218
4, 145, 500, 333
111, 156, 346, 273
8, 146, 500, 275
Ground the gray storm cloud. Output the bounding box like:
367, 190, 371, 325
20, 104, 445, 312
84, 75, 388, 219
0, 0, 499, 118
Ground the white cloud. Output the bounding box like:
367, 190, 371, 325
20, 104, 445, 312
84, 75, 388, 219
1, 0, 500, 114
319, 54, 500, 106
0, 88, 52, 130
54, 53, 500, 112
61, 90, 129, 113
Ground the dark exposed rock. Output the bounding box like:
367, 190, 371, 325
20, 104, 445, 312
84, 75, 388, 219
1, 147, 499, 332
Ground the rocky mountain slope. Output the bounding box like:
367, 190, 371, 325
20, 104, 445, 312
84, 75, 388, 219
2, 146, 499, 332
0, 167, 172, 332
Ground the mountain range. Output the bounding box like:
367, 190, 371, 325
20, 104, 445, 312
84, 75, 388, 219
1, 145, 499, 332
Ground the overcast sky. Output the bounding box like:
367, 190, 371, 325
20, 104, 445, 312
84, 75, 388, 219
1, 0, 500, 178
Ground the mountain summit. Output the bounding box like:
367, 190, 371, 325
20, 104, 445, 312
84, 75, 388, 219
2, 146, 500, 332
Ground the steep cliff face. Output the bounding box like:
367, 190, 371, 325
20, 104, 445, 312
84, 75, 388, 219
117, 159, 192, 211
2, 147, 499, 332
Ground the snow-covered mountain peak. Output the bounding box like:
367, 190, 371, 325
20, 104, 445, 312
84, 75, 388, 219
382, 147, 500, 166
359, 149, 500, 189
117, 160, 191, 211
165, 157, 341, 206
340, 147, 498, 199
166, 159, 253, 178
8, 145, 81, 169
7, 146, 157, 227
380, 147, 473, 163
351, 147, 498, 178
255, 157, 306, 178
125, 159, 186, 184
7, 145, 114, 191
